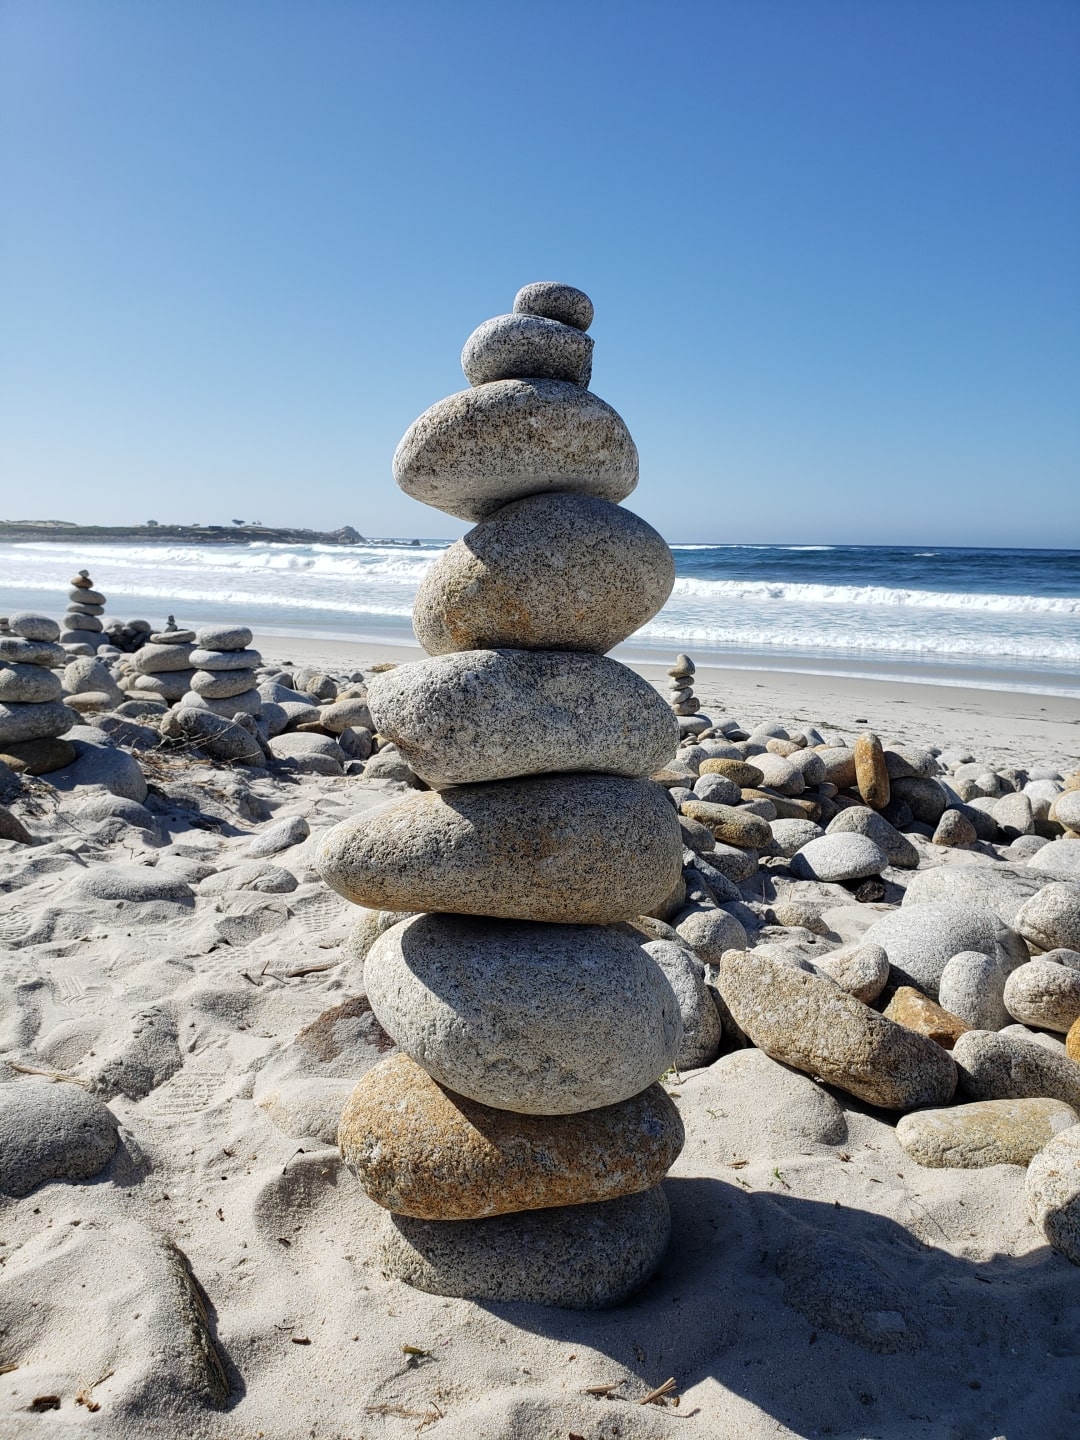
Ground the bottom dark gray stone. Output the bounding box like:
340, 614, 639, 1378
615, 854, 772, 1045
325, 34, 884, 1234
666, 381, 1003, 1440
381, 1186, 670, 1309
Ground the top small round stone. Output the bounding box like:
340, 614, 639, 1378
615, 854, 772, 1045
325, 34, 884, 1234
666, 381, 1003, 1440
513, 282, 594, 333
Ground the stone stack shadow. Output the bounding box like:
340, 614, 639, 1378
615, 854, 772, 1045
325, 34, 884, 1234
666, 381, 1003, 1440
317, 282, 692, 1308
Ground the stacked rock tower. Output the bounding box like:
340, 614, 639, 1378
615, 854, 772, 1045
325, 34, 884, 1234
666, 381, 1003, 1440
319, 283, 690, 1308
0, 614, 75, 770
60, 571, 107, 649
181, 625, 263, 717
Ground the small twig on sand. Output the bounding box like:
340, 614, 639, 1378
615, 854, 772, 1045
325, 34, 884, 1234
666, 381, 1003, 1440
583, 1381, 622, 1396
285, 963, 334, 978
6, 1061, 88, 1087
638, 1376, 678, 1406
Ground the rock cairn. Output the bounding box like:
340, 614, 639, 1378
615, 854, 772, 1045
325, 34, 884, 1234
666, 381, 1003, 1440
59, 571, 107, 649
0, 613, 76, 773
182, 626, 263, 718
667, 653, 715, 738
123, 619, 196, 702
319, 282, 689, 1309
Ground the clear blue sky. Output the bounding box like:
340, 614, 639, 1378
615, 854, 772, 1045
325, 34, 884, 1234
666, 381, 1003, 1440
2, 0, 1077, 545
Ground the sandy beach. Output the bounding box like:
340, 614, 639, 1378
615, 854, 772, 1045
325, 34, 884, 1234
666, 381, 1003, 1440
1, 630, 1078, 1440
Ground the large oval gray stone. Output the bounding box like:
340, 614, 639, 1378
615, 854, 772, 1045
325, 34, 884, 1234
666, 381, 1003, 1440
367, 649, 678, 787
938, 950, 1012, 1030
0, 665, 63, 703
8, 611, 61, 642
0, 700, 75, 743
1029, 841, 1080, 882
860, 901, 1030, 998
825, 806, 919, 868
1003, 959, 1080, 1033
1016, 883, 1080, 953
461, 313, 593, 387
716, 949, 957, 1110
0, 637, 66, 667
902, 864, 1046, 925
382, 1186, 669, 1308
953, 1029, 1080, 1110
789, 833, 888, 882
412, 492, 674, 656
364, 913, 681, 1112
317, 774, 682, 924
0, 1082, 119, 1197
130, 642, 195, 674
393, 379, 638, 521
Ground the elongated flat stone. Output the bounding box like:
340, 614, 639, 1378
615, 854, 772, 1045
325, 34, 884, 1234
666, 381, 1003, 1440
716, 949, 957, 1110
393, 379, 638, 521
0, 665, 63, 703
412, 492, 674, 656
340, 1053, 683, 1217
0, 700, 75, 744
363, 913, 681, 1112
317, 774, 682, 924
381, 1186, 670, 1308
897, 1098, 1078, 1168
368, 649, 678, 787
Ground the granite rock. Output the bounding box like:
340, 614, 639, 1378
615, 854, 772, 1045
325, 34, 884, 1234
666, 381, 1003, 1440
340, 1053, 682, 1218
897, 1098, 1078, 1169
813, 943, 890, 1004
0, 664, 63, 703
0, 737, 76, 775
933, 809, 978, 848
1003, 959, 1080, 1033
513, 280, 594, 331
187, 647, 262, 671
716, 949, 957, 1109
381, 1185, 669, 1308
902, 864, 1045, 926
854, 732, 890, 809
247, 814, 310, 857
317, 774, 682, 924
789, 833, 888, 883
412, 492, 673, 656
0, 1081, 119, 1196
1025, 1125, 1080, 1264
461, 312, 593, 387
363, 913, 681, 1112
393, 379, 638, 521
882, 986, 970, 1049
679, 800, 771, 850
0, 700, 75, 744
826, 806, 919, 868
131, 642, 196, 675
190, 668, 258, 699
7, 611, 61, 642
1016, 883, 1080, 954
1028, 841, 1080, 882
194, 624, 253, 652
642, 938, 723, 1068
368, 649, 678, 787
938, 950, 1012, 1030
0, 637, 66, 667
952, 1029, 1080, 1110
767, 818, 824, 858
45, 739, 148, 802
672, 903, 748, 964
860, 901, 1029, 998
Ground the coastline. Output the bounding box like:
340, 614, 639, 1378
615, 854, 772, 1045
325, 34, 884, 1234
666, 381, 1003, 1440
253, 631, 1080, 771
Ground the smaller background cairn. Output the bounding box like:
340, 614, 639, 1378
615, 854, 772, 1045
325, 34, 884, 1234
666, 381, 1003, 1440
59, 571, 107, 651
666, 653, 713, 738
122, 618, 196, 702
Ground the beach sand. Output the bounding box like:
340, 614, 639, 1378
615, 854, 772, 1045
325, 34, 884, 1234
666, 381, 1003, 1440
1, 640, 1077, 1438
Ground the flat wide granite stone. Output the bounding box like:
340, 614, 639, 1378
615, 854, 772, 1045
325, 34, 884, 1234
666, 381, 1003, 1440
363, 913, 682, 1112
716, 949, 957, 1110
393, 378, 638, 521
340, 1053, 683, 1218
367, 649, 678, 787
413, 492, 674, 656
316, 774, 683, 924
380, 1185, 671, 1308
897, 1097, 1078, 1169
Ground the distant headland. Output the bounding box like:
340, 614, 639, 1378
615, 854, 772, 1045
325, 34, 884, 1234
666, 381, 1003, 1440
0, 520, 365, 545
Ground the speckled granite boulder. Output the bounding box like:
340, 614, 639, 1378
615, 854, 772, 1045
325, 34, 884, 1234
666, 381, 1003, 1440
513, 281, 594, 331
7, 611, 60, 643
1025, 1126, 1080, 1264
381, 1185, 670, 1308
367, 649, 677, 787
679, 800, 771, 850
789, 833, 888, 883
1004, 959, 1080, 1033
882, 986, 970, 1049
187, 647, 262, 671
0, 665, 63, 703
462, 312, 593, 387
953, 1029, 1080, 1110
194, 624, 252, 651
130, 642, 196, 674
1016, 883, 1080, 954
0, 637, 66, 667
393, 379, 638, 521
190, 669, 258, 699
859, 901, 1029, 998
340, 1053, 682, 1218
826, 806, 919, 868
897, 1097, 1078, 1169
412, 493, 674, 656
0, 1082, 119, 1196
854, 732, 890, 809
938, 950, 1012, 1030
0, 700, 76, 744
716, 949, 957, 1110
1028, 841, 1080, 882
643, 938, 723, 1068
317, 774, 682, 924
363, 913, 681, 1112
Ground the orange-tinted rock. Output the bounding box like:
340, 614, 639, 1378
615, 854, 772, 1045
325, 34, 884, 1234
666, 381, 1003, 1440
698, 758, 764, 788
884, 986, 971, 1050
854, 732, 890, 811
338, 1053, 684, 1220
1067, 1014, 1080, 1063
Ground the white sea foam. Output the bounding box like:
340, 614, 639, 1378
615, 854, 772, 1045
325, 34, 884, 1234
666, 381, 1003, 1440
668, 577, 1080, 615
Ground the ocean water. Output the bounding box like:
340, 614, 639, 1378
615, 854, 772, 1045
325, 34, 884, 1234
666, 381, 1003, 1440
2, 538, 1079, 696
